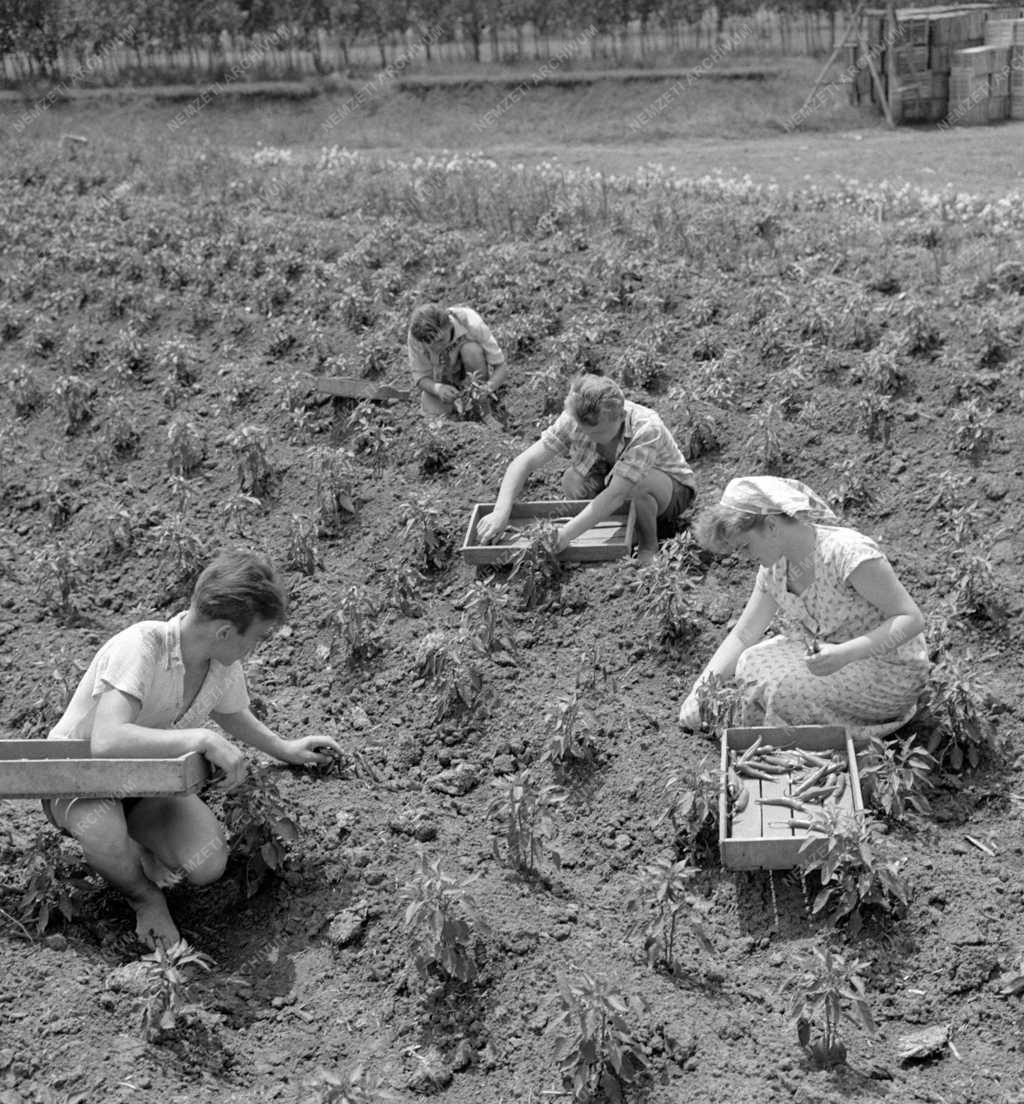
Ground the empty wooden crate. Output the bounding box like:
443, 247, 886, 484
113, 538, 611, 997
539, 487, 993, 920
460, 500, 636, 565
0, 740, 211, 799
719, 725, 864, 871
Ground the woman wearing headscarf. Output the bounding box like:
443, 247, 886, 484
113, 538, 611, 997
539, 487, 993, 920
678, 476, 929, 742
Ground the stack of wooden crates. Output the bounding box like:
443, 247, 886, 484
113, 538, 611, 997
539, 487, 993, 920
850, 3, 1024, 124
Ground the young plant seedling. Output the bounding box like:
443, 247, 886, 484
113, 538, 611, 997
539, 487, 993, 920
797, 808, 909, 935
624, 856, 715, 976
785, 945, 876, 1068
858, 734, 935, 822
138, 938, 215, 1043
400, 850, 491, 986
550, 970, 650, 1104
486, 769, 566, 877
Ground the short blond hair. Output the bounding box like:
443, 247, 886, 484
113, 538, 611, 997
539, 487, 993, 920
565, 374, 624, 426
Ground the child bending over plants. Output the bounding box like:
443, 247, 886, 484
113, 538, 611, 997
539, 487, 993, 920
41, 550, 341, 950
679, 476, 928, 742
407, 302, 508, 421
476, 374, 695, 565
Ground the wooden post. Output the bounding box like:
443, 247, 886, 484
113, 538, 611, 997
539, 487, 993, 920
885, 0, 899, 123
863, 5, 896, 128
797, 0, 866, 117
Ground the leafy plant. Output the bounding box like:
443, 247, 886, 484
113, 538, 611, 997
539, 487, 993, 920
797, 808, 910, 935
508, 522, 565, 610
750, 400, 784, 472
658, 763, 720, 864
858, 393, 893, 446
458, 580, 512, 653
329, 586, 383, 665
414, 629, 487, 725
285, 514, 320, 576
4, 365, 45, 416
400, 850, 490, 985
347, 401, 397, 476
861, 348, 905, 395
693, 673, 744, 739
103, 505, 136, 558
97, 396, 141, 459
17, 833, 91, 934
155, 338, 200, 386
949, 546, 1005, 623
631, 538, 702, 649
51, 373, 95, 434
451, 376, 495, 422
301, 1065, 400, 1104
382, 563, 425, 616
220, 492, 264, 537
33, 545, 82, 620
924, 652, 999, 771
624, 856, 714, 975
827, 458, 873, 514
785, 945, 876, 1068
312, 446, 358, 532
412, 425, 454, 476
228, 424, 276, 495
399, 498, 452, 573
541, 686, 600, 768
220, 765, 300, 898
166, 417, 206, 477
138, 939, 215, 1042
858, 734, 935, 822
550, 971, 649, 1104
106, 325, 149, 378
486, 770, 565, 875
152, 513, 208, 583
951, 399, 995, 461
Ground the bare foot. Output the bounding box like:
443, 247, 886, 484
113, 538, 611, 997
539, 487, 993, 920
133, 895, 179, 950
139, 847, 183, 890
635, 547, 657, 567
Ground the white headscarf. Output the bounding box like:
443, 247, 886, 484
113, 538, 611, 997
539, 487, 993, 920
720, 476, 839, 524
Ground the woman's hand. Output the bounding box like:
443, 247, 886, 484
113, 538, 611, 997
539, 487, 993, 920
678, 693, 701, 730
804, 642, 854, 677
279, 735, 344, 767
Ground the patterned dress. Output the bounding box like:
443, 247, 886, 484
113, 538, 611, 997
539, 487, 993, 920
734, 525, 929, 741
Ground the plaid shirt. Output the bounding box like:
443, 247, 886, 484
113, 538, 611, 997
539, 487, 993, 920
539, 400, 695, 489
407, 305, 505, 386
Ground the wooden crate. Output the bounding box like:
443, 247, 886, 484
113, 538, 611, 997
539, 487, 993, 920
460, 500, 636, 565
0, 740, 210, 799
719, 725, 864, 872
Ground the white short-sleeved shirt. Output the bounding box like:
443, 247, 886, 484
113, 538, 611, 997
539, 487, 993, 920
407, 305, 505, 386
47, 612, 250, 742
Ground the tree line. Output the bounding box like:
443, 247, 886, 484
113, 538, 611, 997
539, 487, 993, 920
0, 0, 846, 85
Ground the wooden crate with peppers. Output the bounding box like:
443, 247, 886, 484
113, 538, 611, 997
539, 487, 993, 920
718, 725, 864, 871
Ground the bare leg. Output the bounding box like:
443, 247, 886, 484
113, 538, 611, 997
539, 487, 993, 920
55, 798, 178, 948
626, 469, 675, 564
127, 795, 228, 888
633, 489, 661, 565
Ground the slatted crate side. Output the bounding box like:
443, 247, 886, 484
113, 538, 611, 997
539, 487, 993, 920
0, 740, 93, 760
0, 749, 210, 799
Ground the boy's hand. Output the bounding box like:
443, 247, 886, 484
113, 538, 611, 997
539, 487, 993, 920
200, 733, 247, 787
434, 383, 459, 404
281, 735, 344, 767
477, 510, 509, 544
555, 526, 571, 552
678, 694, 701, 731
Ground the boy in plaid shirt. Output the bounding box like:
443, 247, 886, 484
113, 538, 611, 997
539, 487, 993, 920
477, 375, 695, 565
